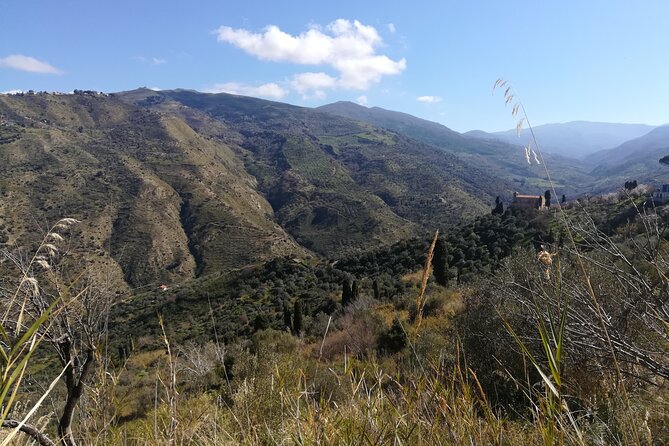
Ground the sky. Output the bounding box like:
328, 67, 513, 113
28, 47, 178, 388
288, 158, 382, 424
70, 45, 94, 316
1, 0, 668, 132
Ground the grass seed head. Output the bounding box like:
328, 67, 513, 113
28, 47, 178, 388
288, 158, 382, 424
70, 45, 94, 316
47, 232, 64, 242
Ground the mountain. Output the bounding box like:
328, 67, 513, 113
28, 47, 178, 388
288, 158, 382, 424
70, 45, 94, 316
467, 121, 656, 160
318, 101, 591, 197
119, 89, 516, 244
586, 125, 669, 187
0, 92, 307, 289
0, 89, 513, 289
318, 101, 462, 149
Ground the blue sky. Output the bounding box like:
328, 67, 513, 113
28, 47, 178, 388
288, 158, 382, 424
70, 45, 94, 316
1, 0, 668, 132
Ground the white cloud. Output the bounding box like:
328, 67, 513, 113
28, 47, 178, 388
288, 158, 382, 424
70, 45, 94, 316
356, 95, 368, 106
417, 95, 442, 103
215, 19, 405, 94
134, 56, 167, 65
387, 23, 396, 33
290, 72, 337, 99
205, 82, 288, 99
0, 55, 62, 74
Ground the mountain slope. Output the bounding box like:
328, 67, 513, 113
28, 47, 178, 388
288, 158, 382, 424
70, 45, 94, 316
587, 126, 669, 187
0, 92, 305, 288
119, 89, 511, 248
318, 101, 591, 197
318, 101, 463, 149
468, 121, 656, 159
0, 89, 516, 288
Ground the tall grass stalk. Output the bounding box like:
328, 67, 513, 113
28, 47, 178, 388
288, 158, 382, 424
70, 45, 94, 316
494, 79, 643, 445
415, 230, 438, 329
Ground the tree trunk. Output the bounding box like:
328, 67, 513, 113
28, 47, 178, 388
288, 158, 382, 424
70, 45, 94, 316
57, 345, 95, 446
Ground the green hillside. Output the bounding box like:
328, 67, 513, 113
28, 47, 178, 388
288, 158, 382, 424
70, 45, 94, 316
3, 91, 669, 446
118, 89, 513, 252
318, 100, 592, 197
0, 90, 515, 290
0, 92, 306, 288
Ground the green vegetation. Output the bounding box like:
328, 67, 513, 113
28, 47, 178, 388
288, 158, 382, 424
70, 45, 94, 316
3, 90, 669, 445
2, 184, 669, 445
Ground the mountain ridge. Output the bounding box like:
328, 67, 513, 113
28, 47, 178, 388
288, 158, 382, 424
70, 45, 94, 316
586, 125, 669, 185
466, 121, 656, 159
317, 100, 591, 197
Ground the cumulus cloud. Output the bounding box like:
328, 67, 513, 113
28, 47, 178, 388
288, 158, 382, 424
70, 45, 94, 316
356, 95, 368, 106
205, 82, 288, 99
417, 95, 442, 103
290, 72, 337, 99
0, 55, 62, 74
215, 19, 406, 96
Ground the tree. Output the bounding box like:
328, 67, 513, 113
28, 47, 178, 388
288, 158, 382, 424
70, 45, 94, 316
561, 194, 566, 204
351, 280, 359, 300
378, 318, 407, 354
341, 280, 352, 306
492, 196, 504, 215
283, 302, 292, 331
624, 180, 638, 190
292, 300, 303, 335
1, 218, 113, 446
544, 190, 551, 208
372, 280, 380, 300
253, 313, 269, 331
433, 238, 449, 286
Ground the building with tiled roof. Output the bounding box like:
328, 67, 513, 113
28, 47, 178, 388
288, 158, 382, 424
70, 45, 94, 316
510, 192, 546, 210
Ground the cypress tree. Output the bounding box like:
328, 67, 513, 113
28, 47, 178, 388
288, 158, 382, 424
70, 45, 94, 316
433, 238, 449, 286
292, 300, 303, 335
372, 280, 380, 300
544, 190, 551, 207
351, 280, 359, 300
283, 302, 292, 331
492, 196, 504, 215
342, 280, 352, 306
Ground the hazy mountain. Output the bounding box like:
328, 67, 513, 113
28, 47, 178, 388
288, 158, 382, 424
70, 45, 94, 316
467, 121, 656, 159
318, 101, 591, 197
587, 125, 669, 187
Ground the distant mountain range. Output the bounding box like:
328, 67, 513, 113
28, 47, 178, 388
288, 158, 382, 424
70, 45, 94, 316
319, 101, 669, 193
318, 101, 591, 197
466, 121, 656, 160
586, 125, 669, 186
